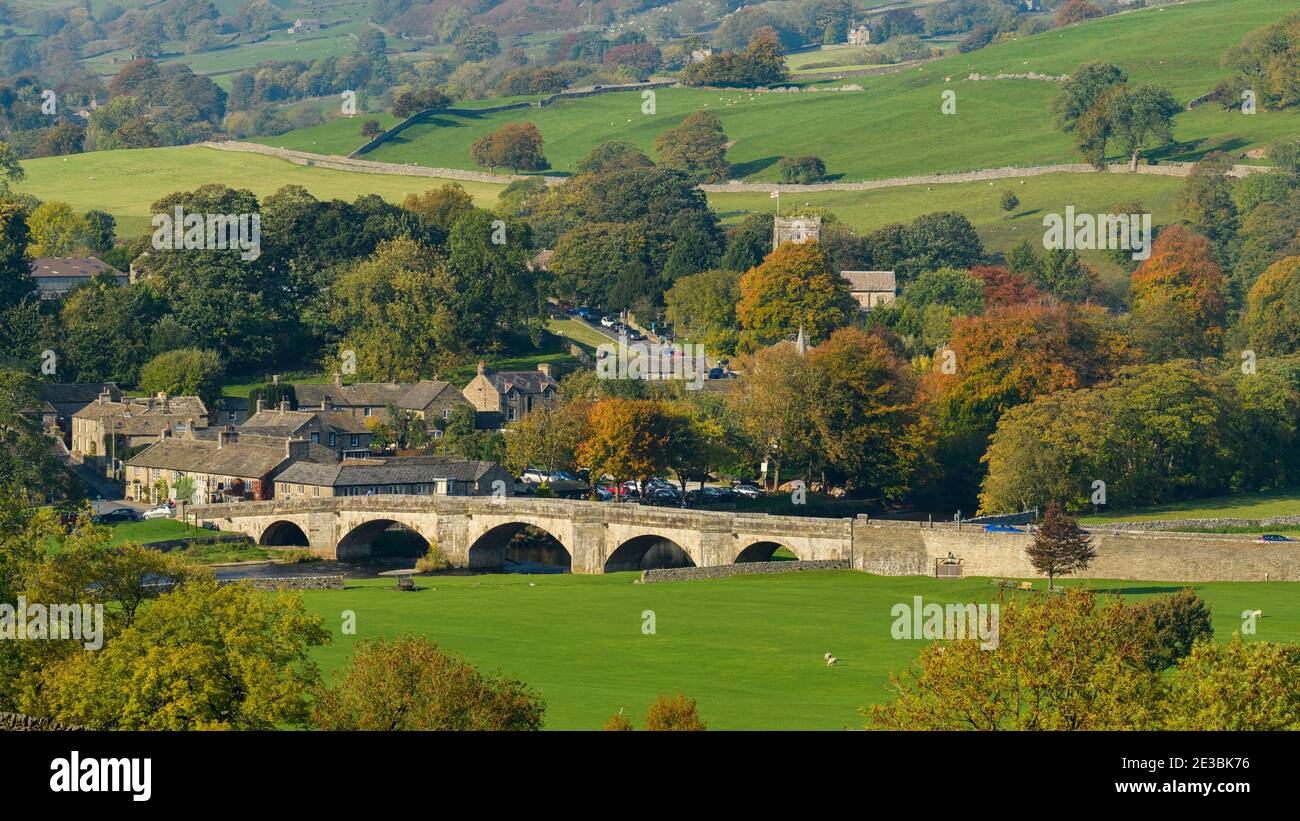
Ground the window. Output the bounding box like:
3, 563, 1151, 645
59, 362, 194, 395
507, 408, 516, 421
228, 411, 236, 423
350, 435, 359, 447
311, 432, 320, 444
328, 433, 336, 447
312, 486, 319, 497
363, 407, 371, 417
442, 408, 451, 419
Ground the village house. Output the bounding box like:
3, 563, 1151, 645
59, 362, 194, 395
287, 18, 322, 34
847, 22, 872, 46
274, 455, 514, 499
462, 362, 559, 425
293, 375, 472, 426
124, 428, 337, 504
240, 400, 375, 458
71, 392, 208, 473
40, 382, 122, 435
840, 270, 898, 310
29, 257, 127, 300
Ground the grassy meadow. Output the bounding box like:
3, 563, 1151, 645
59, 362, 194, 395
298, 570, 1300, 729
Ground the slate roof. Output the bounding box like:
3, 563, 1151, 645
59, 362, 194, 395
40, 382, 122, 410
294, 382, 411, 408
241, 408, 371, 436
489, 371, 558, 396
839, 270, 897, 292
127, 437, 290, 478
396, 380, 462, 411
30, 257, 123, 281
276, 456, 505, 487
72, 397, 208, 434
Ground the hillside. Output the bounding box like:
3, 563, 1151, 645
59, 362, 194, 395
304, 0, 1298, 181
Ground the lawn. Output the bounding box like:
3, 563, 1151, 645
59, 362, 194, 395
348, 0, 1297, 181
106, 519, 192, 545
297, 570, 1300, 730
1080, 487, 1300, 524
104, 519, 272, 562
251, 111, 404, 156
15, 147, 507, 238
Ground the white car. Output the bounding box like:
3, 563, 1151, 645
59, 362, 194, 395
599, 316, 616, 328
142, 505, 174, 520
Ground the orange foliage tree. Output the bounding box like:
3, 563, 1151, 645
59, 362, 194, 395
735, 242, 857, 352
1129, 225, 1228, 361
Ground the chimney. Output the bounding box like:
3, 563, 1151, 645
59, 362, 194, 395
98, 390, 110, 404
256, 398, 265, 414
537, 363, 553, 378
272, 374, 280, 386
286, 438, 310, 460
333, 371, 342, 387
217, 430, 227, 449
279, 399, 290, 414
156, 391, 167, 402
322, 395, 333, 411
477, 359, 486, 376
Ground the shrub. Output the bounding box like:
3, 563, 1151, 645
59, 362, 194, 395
645, 692, 707, 730
778, 155, 827, 184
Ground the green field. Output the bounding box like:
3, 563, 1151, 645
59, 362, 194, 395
254, 112, 404, 156
106, 519, 191, 545
15, 147, 507, 237
297, 570, 1300, 729
1081, 487, 1300, 524
340, 0, 1298, 181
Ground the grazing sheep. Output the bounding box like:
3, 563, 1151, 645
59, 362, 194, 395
824, 652, 832, 661
826, 655, 838, 666
1253, 609, 1262, 617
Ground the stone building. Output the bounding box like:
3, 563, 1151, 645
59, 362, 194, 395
847, 22, 872, 46
462, 362, 559, 425
839, 270, 898, 310
71, 392, 207, 473
772, 215, 822, 251
274, 456, 514, 499
240, 401, 374, 458
124, 429, 336, 504
294, 375, 472, 426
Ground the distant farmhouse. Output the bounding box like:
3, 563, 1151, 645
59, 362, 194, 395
30, 257, 126, 300
840, 271, 898, 310
689, 47, 718, 63
847, 22, 873, 46
772, 215, 822, 251
287, 18, 322, 34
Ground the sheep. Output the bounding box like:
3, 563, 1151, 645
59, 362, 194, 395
823, 652, 832, 661
826, 655, 838, 666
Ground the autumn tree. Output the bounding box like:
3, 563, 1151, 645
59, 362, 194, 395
735, 242, 856, 351
805, 328, 929, 498
1163, 637, 1300, 730
576, 399, 674, 489
645, 692, 707, 730
503, 393, 589, 478
402, 183, 476, 236
312, 636, 545, 730
1129, 225, 1228, 361
730, 342, 814, 491
655, 111, 730, 183
470, 121, 547, 173
1056, 0, 1103, 27
1026, 502, 1096, 588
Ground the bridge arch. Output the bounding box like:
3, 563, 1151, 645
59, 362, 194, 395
604, 534, 696, 573
467, 522, 572, 571
735, 540, 801, 563
337, 518, 430, 560
259, 520, 309, 547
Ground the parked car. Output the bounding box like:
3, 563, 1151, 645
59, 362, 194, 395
983, 524, 1025, 533
576, 306, 592, 319
708, 367, 726, 380
733, 483, 763, 499
521, 468, 552, 484
1257, 534, 1296, 543
142, 505, 174, 520
599, 315, 616, 328
625, 328, 644, 341
93, 507, 140, 524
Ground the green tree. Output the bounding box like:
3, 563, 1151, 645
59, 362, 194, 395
138, 347, 224, 406
735, 242, 856, 351
33, 577, 329, 729
312, 636, 544, 730
655, 111, 730, 184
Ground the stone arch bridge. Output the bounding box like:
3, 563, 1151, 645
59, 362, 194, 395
188, 496, 862, 573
